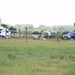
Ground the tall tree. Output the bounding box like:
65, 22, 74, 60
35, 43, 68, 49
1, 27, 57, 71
1, 23, 8, 28
9, 26, 16, 31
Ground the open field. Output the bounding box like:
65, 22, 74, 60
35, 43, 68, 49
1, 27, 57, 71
0, 39, 75, 75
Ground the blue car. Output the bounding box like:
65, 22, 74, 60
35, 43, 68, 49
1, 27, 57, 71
63, 32, 75, 39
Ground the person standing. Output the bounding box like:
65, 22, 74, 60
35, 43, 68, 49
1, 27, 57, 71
48, 31, 51, 39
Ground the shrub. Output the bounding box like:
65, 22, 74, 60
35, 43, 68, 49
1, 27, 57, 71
51, 33, 56, 38
43, 33, 48, 38
62, 31, 69, 35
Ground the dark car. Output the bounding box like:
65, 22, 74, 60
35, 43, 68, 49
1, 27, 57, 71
63, 32, 75, 39
32, 31, 40, 34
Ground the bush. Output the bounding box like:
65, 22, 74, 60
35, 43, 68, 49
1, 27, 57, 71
43, 33, 48, 38
51, 33, 56, 38
62, 31, 69, 35
43, 33, 56, 39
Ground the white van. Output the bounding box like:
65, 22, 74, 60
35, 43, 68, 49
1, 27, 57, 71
0, 26, 11, 38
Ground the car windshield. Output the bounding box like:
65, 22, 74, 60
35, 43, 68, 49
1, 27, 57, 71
67, 33, 71, 35
67, 32, 73, 35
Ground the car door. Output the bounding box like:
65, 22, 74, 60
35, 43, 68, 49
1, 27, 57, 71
72, 32, 75, 38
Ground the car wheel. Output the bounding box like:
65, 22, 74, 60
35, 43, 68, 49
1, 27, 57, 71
64, 37, 67, 40
73, 38, 75, 40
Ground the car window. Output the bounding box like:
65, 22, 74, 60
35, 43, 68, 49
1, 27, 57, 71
72, 32, 75, 35
67, 33, 72, 35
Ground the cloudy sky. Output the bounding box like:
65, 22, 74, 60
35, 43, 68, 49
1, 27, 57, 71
0, 0, 75, 27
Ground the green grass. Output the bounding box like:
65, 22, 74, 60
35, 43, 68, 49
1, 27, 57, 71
0, 39, 75, 75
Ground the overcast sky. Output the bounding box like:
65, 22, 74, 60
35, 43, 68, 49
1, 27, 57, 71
0, 0, 75, 27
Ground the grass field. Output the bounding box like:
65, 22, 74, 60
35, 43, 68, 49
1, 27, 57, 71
0, 39, 75, 75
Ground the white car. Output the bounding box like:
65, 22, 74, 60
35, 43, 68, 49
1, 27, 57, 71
0, 26, 11, 38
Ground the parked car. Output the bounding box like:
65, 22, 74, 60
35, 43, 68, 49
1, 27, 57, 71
0, 26, 11, 38
63, 32, 75, 39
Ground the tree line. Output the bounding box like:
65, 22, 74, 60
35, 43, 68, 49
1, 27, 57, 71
1, 23, 75, 33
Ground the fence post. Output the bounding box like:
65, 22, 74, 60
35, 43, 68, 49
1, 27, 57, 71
19, 28, 21, 38
57, 31, 60, 43
5, 28, 7, 39
25, 27, 27, 42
